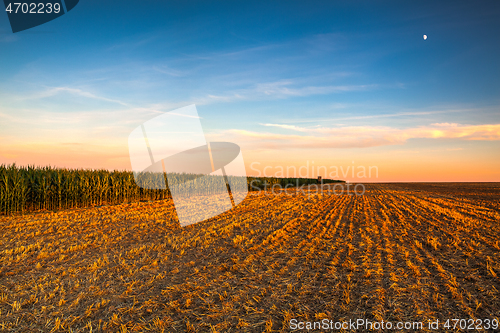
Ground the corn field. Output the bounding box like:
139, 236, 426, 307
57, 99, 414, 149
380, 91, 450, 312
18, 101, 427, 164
0, 164, 339, 215
0, 164, 173, 214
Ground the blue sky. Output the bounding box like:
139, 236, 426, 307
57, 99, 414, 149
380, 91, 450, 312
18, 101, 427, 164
1, 0, 499, 181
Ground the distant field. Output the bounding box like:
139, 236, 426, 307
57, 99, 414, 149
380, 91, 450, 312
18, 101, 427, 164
1, 183, 499, 332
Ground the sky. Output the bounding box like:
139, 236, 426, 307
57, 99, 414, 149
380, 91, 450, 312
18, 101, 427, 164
1, 0, 499, 182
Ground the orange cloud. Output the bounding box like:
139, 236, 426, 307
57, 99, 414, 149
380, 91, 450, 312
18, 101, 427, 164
211, 123, 500, 150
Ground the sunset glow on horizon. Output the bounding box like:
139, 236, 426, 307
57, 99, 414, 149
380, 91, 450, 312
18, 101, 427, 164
1, 1, 499, 182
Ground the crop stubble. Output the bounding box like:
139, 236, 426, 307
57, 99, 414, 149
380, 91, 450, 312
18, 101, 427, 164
0, 183, 499, 332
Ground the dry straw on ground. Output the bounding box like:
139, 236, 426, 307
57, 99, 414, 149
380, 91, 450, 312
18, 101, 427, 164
0, 183, 499, 332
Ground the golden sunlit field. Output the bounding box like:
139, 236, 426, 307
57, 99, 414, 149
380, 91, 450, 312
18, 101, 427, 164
1, 183, 500, 332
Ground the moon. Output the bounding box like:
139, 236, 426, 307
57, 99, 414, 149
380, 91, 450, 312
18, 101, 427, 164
423, 35, 427, 40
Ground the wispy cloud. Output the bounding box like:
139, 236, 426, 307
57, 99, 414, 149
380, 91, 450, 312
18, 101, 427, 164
190, 80, 378, 105
106, 35, 159, 51
260, 123, 309, 132
18, 87, 129, 106
208, 122, 500, 150
277, 107, 495, 124
179, 32, 346, 61
253, 81, 377, 97
152, 65, 189, 77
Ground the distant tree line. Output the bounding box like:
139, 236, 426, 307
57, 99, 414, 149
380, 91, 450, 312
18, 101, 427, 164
247, 176, 343, 191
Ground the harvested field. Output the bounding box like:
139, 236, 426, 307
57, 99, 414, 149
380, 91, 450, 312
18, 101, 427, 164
1, 183, 499, 332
